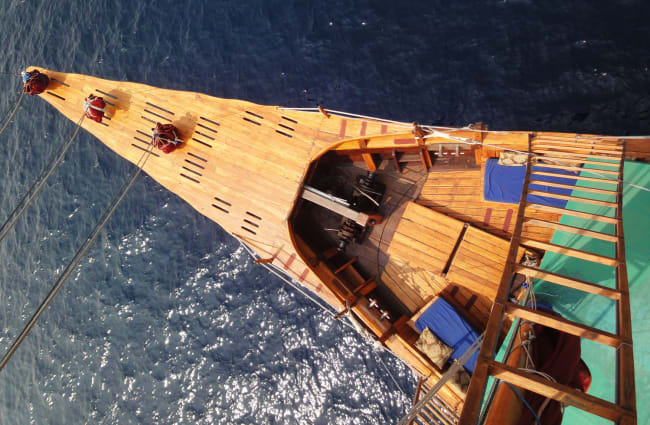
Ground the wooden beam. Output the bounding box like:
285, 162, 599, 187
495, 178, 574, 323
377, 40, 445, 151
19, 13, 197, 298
615, 147, 636, 413
488, 360, 634, 423
525, 203, 619, 224
519, 238, 619, 267
532, 144, 624, 155
358, 139, 377, 171
514, 264, 622, 299
523, 217, 618, 242
301, 187, 370, 226
530, 170, 619, 184
334, 256, 358, 274
535, 156, 621, 168
528, 180, 618, 195
533, 162, 620, 176
532, 138, 624, 150
533, 149, 622, 162
504, 303, 624, 347
460, 138, 533, 425
527, 190, 618, 208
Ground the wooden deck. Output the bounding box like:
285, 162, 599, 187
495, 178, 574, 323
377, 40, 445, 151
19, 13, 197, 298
417, 169, 560, 242
381, 202, 522, 337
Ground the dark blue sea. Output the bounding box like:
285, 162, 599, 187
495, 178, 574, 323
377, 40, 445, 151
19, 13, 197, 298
0, 1, 649, 424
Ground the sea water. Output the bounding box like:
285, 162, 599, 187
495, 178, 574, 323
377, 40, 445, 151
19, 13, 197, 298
0, 1, 649, 424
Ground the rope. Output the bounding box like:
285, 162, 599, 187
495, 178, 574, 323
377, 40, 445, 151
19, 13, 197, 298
0, 115, 85, 245
0, 92, 25, 138
504, 382, 543, 425
0, 143, 153, 373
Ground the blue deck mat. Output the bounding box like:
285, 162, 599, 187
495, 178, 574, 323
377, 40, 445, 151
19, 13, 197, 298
414, 297, 480, 374
483, 158, 579, 208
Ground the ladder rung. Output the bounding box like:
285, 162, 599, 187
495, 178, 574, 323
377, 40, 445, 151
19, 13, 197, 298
532, 143, 624, 155
531, 170, 619, 184
487, 360, 634, 423
534, 156, 621, 169
527, 190, 618, 208
514, 264, 622, 299
523, 218, 618, 242
534, 135, 623, 144
504, 303, 624, 347
533, 149, 622, 162
528, 180, 618, 195
519, 238, 619, 266
533, 162, 620, 176
526, 203, 619, 224
533, 138, 624, 150
420, 404, 451, 425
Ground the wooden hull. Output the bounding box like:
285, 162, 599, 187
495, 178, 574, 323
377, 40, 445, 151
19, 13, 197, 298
30, 67, 647, 421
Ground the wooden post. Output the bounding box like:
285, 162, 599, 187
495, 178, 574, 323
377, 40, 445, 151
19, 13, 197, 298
358, 139, 377, 171
318, 105, 330, 118
615, 141, 636, 415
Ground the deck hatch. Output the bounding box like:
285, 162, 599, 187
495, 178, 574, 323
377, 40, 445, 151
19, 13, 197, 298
243, 219, 259, 228
245, 211, 262, 220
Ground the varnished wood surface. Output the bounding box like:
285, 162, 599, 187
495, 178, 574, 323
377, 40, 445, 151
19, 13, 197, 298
417, 169, 560, 242
30, 66, 412, 311
32, 67, 644, 417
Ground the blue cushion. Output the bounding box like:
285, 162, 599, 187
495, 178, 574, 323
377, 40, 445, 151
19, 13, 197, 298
414, 298, 480, 374
483, 158, 578, 208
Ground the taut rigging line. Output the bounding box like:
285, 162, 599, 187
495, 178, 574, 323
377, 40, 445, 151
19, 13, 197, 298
0, 115, 85, 245
0, 92, 25, 138
0, 143, 154, 372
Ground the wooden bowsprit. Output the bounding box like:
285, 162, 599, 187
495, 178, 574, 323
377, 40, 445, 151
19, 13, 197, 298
459, 136, 637, 424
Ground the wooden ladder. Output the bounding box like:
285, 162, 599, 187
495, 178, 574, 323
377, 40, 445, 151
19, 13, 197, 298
408, 377, 461, 425
459, 136, 637, 424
